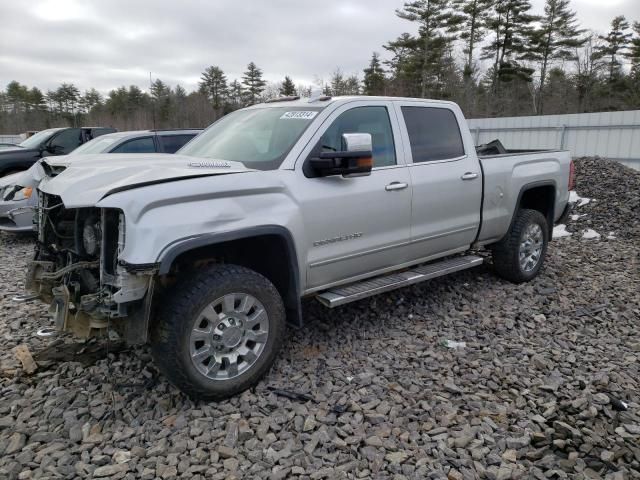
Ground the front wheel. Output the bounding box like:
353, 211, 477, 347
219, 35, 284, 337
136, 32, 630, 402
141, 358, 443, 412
491, 208, 549, 283
151, 264, 286, 400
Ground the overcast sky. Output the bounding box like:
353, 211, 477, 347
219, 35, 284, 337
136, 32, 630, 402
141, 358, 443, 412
1, 0, 638, 94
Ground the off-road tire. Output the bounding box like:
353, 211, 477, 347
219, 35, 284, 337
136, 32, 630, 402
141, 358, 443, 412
491, 208, 549, 283
151, 264, 286, 400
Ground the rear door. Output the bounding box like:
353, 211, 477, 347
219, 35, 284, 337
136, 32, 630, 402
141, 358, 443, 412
394, 102, 482, 260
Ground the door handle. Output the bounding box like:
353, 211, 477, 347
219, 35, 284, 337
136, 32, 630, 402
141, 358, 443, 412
385, 182, 408, 191
461, 172, 479, 180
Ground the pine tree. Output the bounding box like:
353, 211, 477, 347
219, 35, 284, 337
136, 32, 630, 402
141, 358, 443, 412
227, 80, 245, 108
363, 52, 386, 95
6, 81, 29, 113
450, 0, 494, 79
595, 16, 632, 82
383, 33, 421, 96
343, 75, 361, 95
80, 88, 102, 114
392, 0, 459, 97
329, 69, 346, 95
629, 22, 640, 80
279, 76, 297, 96
174, 84, 187, 99
524, 0, 585, 114
199, 66, 228, 109
242, 62, 267, 104
482, 0, 538, 91
627, 22, 640, 106
56, 83, 80, 115
28, 87, 46, 111
150, 79, 170, 99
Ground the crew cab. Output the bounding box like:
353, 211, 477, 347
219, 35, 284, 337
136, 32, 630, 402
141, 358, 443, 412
0, 127, 116, 177
25, 96, 573, 400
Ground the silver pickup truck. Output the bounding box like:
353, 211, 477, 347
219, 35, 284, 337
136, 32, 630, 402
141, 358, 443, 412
26, 96, 573, 399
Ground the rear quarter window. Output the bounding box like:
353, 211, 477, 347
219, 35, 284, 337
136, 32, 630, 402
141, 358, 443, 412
401, 106, 465, 163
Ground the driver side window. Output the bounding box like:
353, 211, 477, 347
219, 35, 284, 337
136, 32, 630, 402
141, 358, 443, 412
318, 106, 396, 168
49, 128, 82, 155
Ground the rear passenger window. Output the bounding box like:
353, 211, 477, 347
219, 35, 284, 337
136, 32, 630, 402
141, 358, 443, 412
401, 107, 465, 162
161, 135, 196, 154
318, 106, 396, 168
111, 137, 156, 154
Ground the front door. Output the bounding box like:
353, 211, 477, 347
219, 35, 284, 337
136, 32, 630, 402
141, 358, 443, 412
292, 102, 412, 290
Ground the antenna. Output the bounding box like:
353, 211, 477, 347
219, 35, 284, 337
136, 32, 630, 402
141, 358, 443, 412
150, 71, 156, 130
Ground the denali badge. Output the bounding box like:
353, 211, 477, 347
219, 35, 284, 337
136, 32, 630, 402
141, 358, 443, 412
188, 161, 232, 168
313, 232, 363, 247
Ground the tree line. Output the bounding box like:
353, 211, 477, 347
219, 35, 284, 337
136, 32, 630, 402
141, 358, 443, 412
1, 0, 639, 134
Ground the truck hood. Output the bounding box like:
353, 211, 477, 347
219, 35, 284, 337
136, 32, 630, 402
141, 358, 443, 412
38, 153, 254, 207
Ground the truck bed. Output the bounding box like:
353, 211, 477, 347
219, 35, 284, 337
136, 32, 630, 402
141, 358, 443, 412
477, 148, 572, 246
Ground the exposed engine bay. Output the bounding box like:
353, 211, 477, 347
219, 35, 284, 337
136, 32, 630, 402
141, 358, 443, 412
27, 192, 153, 342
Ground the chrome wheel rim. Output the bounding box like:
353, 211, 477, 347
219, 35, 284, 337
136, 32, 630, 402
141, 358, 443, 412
519, 223, 544, 272
189, 293, 269, 381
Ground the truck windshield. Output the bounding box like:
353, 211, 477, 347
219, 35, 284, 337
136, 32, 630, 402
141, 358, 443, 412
18, 128, 63, 149
178, 107, 322, 170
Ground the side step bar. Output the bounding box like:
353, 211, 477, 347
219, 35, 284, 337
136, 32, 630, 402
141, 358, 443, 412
315, 255, 483, 308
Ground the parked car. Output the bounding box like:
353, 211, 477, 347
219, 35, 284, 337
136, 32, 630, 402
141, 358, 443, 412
0, 129, 201, 232
70, 129, 202, 156
0, 127, 116, 177
26, 96, 572, 400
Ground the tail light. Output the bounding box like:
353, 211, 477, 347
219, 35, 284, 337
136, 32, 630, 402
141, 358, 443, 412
568, 160, 575, 191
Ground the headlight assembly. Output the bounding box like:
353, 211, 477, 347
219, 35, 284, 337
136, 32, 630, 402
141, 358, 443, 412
10, 186, 33, 201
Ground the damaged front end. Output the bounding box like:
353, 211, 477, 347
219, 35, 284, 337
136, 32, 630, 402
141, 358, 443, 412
27, 192, 155, 344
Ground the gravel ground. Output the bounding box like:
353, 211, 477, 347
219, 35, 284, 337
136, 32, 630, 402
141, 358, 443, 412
0, 157, 638, 480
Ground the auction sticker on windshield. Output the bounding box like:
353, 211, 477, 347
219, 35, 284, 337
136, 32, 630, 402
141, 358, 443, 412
280, 111, 318, 120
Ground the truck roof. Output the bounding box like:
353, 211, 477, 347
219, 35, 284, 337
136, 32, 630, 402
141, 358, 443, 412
252, 95, 459, 109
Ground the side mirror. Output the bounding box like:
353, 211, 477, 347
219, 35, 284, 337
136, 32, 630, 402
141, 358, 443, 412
308, 133, 373, 178
43, 144, 64, 156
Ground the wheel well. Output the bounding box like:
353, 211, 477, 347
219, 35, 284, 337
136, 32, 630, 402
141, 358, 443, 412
163, 233, 302, 326
518, 185, 555, 235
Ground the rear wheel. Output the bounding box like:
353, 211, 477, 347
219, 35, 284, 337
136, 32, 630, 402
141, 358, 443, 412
151, 264, 286, 400
491, 208, 549, 283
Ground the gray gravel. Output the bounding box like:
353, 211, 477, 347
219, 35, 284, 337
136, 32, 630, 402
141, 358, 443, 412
0, 157, 639, 480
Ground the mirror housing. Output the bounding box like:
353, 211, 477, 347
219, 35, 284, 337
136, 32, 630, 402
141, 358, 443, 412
45, 144, 64, 155
308, 133, 373, 178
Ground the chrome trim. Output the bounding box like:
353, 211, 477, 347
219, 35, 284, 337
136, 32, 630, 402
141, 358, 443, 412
309, 225, 477, 269
315, 255, 484, 307
406, 226, 477, 247
385, 182, 409, 191
305, 245, 469, 294
309, 240, 410, 268
408, 154, 468, 165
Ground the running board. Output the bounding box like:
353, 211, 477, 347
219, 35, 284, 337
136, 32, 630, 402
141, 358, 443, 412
315, 255, 483, 308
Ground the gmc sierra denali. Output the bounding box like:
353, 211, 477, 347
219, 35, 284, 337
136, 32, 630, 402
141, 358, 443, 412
25, 96, 573, 399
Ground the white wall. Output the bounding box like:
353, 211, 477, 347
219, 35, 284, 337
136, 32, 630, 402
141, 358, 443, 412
468, 110, 640, 161
0, 134, 22, 144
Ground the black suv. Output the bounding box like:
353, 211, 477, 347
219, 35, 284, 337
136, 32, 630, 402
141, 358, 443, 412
0, 127, 116, 177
